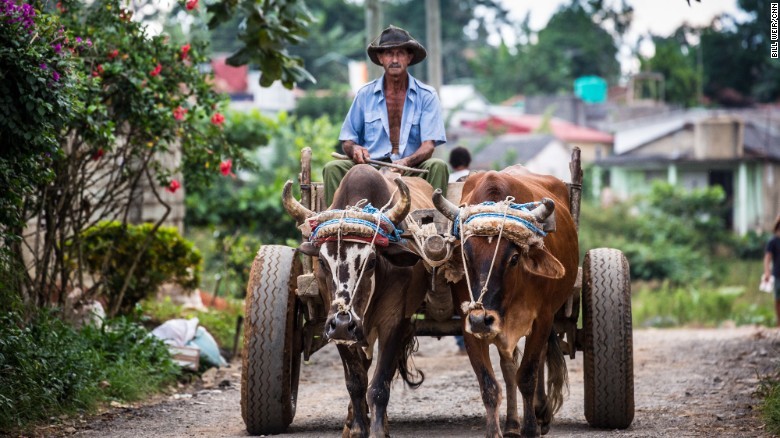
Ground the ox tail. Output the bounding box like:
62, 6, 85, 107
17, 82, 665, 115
397, 322, 425, 389
546, 330, 569, 415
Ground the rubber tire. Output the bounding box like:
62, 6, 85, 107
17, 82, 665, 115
241, 245, 303, 435
582, 248, 634, 429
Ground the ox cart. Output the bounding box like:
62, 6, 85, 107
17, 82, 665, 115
240, 147, 634, 435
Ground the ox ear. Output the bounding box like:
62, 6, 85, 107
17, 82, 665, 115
522, 247, 565, 279
380, 243, 420, 267
297, 242, 320, 257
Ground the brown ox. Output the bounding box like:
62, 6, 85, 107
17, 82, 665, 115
283, 164, 431, 438
434, 165, 578, 437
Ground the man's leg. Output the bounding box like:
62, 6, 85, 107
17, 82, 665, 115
323, 159, 355, 207
417, 158, 449, 197
775, 284, 780, 327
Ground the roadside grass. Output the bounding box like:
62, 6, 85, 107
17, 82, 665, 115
759, 375, 780, 436
140, 296, 244, 358
0, 310, 180, 434
630, 259, 773, 328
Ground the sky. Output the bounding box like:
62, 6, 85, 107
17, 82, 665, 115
496, 0, 752, 76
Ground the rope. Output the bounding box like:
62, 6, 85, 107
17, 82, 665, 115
334, 187, 399, 318
460, 196, 514, 313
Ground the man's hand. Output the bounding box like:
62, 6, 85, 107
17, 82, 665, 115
390, 157, 412, 173
343, 141, 370, 164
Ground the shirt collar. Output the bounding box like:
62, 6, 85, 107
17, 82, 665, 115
372, 72, 418, 98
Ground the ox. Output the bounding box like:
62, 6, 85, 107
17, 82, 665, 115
433, 165, 578, 437
283, 164, 431, 438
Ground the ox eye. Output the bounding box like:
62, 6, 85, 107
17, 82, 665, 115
364, 256, 376, 270
509, 253, 520, 266
317, 257, 327, 268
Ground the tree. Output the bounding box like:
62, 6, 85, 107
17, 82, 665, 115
469, 0, 621, 102
0, 0, 82, 310
206, 0, 315, 88
639, 33, 699, 107
5, 0, 247, 313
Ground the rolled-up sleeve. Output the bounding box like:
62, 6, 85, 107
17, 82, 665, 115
339, 93, 363, 143
420, 92, 446, 146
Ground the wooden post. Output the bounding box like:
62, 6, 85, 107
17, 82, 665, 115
569, 147, 583, 230
426, 0, 442, 93
300, 147, 312, 274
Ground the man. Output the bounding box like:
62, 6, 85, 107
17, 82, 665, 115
763, 216, 780, 326
324, 25, 448, 206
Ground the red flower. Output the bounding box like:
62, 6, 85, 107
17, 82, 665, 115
166, 179, 181, 193
219, 159, 236, 177
108, 49, 119, 59
173, 106, 187, 121
91, 148, 104, 161
181, 43, 191, 59
91, 64, 104, 77
185, 0, 198, 10
210, 112, 225, 125
149, 63, 162, 77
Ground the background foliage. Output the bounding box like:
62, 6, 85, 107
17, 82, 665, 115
79, 221, 202, 314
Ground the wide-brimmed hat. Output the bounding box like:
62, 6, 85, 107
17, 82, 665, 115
367, 25, 427, 66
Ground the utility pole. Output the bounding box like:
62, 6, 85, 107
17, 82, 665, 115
425, 0, 442, 93
365, 0, 383, 81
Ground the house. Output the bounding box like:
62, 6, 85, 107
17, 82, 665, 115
460, 113, 614, 163
439, 131, 573, 182
439, 84, 491, 129
594, 109, 780, 235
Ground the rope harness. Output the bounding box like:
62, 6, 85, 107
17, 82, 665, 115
305, 192, 400, 318
451, 197, 548, 313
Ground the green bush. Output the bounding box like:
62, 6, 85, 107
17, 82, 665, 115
579, 181, 730, 285
79, 221, 202, 315
0, 310, 179, 432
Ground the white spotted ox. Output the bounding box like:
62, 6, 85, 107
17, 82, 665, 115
433, 165, 579, 437
283, 164, 432, 438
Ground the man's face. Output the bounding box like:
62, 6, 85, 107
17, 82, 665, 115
378, 48, 413, 77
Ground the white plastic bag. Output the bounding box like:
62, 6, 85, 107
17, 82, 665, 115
760, 276, 775, 293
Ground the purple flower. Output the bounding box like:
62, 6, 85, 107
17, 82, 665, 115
39, 63, 47, 70
52, 43, 62, 53
52, 71, 60, 82
86, 38, 92, 47
76, 37, 82, 44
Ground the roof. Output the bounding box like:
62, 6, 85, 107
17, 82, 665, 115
456, 134, 560, 169
461, 114, 613, 144
211, 57, 248, 94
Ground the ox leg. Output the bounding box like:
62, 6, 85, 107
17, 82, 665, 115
498, 346, 522, 437
337, 344, 370, 438
534, 345, 551, 436
516, 327, 549, 437
463, 334, 503, 438
367, 320, 409, 438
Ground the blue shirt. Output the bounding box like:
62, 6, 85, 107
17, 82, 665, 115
339, 73, 446, 160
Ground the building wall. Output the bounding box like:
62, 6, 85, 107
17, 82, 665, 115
525, 140, 572, 182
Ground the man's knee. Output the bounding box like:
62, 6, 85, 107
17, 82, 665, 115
423, 158, 447, 171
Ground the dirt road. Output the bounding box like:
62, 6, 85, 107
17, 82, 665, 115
67, 327, 780, 437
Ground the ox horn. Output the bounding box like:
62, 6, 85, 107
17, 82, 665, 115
282, 180, 314, 223
530, 197, 556, 232
432, 189, 459, 222
384, 177, 411, 225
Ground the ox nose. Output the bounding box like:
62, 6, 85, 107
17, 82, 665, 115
468, 310, 495, 334
325, 312, 358, 342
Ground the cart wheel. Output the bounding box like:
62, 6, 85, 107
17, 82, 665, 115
582, 248, 634, 429
241, 245, 303, 435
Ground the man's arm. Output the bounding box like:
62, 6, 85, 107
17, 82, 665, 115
342, 140, 371, 164
765, 250, 773, 282
392, 140, 434, 170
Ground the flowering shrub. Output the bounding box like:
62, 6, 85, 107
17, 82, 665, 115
0, 0, 80, 262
